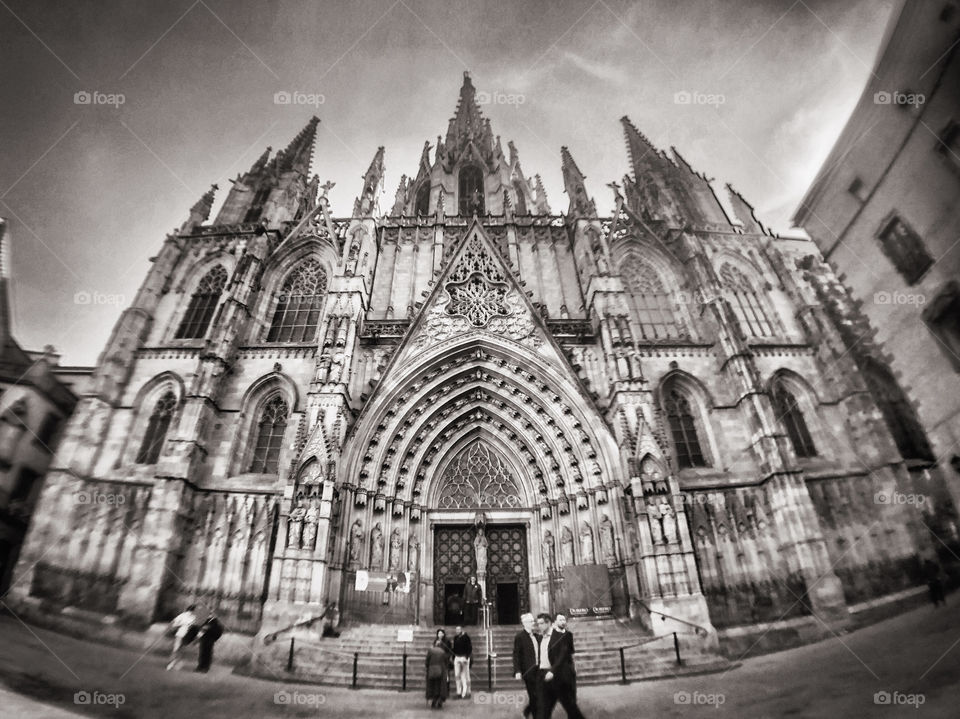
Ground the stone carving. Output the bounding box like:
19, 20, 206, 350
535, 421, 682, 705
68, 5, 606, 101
407, 535, 420, 571
561, 526, 575, 566
474, 528, 488, 575
302, 505, 318, 550
580, 523, 595, 563
599, 514, 615, 562
348, 519, 363, 567
436, 441, 522, 509
389, 528, 403, 571
287, 499, 305, 549
370, 522, 384, 568
542, 530, 555, 569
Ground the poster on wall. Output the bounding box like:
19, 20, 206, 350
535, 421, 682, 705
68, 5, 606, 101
560, 564, 613, 617
354, 570, 414, 593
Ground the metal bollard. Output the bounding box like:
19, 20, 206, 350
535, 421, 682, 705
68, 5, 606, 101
619, 647, 627, 684
402, 651, 407, 691
487, 655, 493, 692
673, 632, 681, 665
286, 637, 295, 672
352, 651, 359, 689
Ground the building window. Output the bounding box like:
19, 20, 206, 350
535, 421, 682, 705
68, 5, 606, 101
512, 179, 528, 215
249, 395, 288, 474
719, 264, 775, 337
266, 259, 326, 343
415, 183, 431, 217
663, 385, 708, 469
243, 183, 273, 223
876, 216, 933, 285
623, 258, 683, 341
175, 265, 228, 339
458, 165, 484, 216
923, 280, 960, 372
136, 391, 177, 464
771, 381, 817, 458
862, 361, 934, 461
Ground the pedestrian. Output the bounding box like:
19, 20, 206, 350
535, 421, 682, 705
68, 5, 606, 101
452, 625, 472, 699
426, 635, 451, 709
512, 612, 541, 719
166, 604, 198, 671
196, 612, 225, 672
537, 612, 585, 719
463, 576, 481, 625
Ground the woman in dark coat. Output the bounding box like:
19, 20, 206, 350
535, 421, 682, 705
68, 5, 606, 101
425, 633, 452, 709
195, 613, 224, 672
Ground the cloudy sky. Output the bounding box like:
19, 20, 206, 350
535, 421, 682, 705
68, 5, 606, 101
0, 0, 896, 365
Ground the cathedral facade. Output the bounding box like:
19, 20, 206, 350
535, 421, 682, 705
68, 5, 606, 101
11, 74, 957, 645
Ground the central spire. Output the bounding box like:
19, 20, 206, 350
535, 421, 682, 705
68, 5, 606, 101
442, 72, 495, 169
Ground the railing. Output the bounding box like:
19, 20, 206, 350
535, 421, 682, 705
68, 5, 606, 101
263, 604, 332, 645
632, 596, 711, 637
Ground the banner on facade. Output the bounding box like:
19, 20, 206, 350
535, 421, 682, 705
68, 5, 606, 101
354, 570, 414, 593
560, 564, 613, 617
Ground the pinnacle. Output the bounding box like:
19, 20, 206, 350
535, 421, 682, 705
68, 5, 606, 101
277, 116, 320, 174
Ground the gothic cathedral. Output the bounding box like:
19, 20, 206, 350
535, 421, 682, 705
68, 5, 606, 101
11, 73, 957, 645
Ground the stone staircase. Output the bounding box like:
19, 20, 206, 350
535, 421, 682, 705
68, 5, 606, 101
246, 617, 733, 689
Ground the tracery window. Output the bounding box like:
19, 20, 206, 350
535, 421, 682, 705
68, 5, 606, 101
771, 380, 817, 458
136, 391, 177, 464
876, 215, 933, 285
175, 265, 227, 339
249, 395, 289, 474
720, 264, 774, 338
623, 257, 683, 341
512, 179, 528, 215
663, 383, 708, 469
266, 259, 326, 343
437, 441, 523, 509
445, 235, 509, 327
458, 165, 484, 216
415, 183, 431, 217
862, 361, 934, 461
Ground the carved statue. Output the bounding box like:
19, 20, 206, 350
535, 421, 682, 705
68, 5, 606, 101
407, 535, 420, 571
348, 519, 363, 566
474, 529, 488, 575
287, 500, 306, 549
302, 505, 318, 550
561, 526, 575, 566
370, 522, 384, 568
580, 523, 595, 564
542, 530, 555, 569
389, 528, 403, 571
599, 514, 616, 562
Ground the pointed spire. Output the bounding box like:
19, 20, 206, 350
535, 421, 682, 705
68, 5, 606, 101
533, 174, 551, 215
181, 183, 218, 232
277, 116, 319, 174
391, 174, 408, 216
250, 146, 272, 175
415, 141, 432, 184
561, 146, 597, 217
621, 116, 662, 179
726, 184, 766, 234
354, 145, 385, 216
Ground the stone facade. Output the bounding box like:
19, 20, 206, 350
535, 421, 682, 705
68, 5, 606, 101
10, 74, 957, 645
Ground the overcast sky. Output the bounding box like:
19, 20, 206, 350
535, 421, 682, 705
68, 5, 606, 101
0, 0, 896, 366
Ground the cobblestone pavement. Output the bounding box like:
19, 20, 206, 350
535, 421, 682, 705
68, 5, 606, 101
0, 600, 958, 718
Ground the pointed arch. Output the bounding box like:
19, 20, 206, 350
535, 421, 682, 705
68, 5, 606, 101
769, 370, 820, 459
657, 371, 714, 470
415, 182, 431, 217
135, 391, 177, 464
458, 164, 484, 215
433, 439, 525, 509
265, 258, 327, 342
860, 359, 934, 461
621, 255, 684, 341
175, 265, 227, 339
718, 262, 774, 338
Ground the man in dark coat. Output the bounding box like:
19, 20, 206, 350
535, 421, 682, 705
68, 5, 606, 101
512, 612, 541, 719
426, 637, 451, 709
196, 612, 224, 672
463, 576, 482, 625
536, 613, 585, 719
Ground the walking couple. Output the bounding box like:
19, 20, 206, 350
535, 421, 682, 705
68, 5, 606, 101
425, 625, 473, 709
166, 604, 225, 672
512, 612, 585, 719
